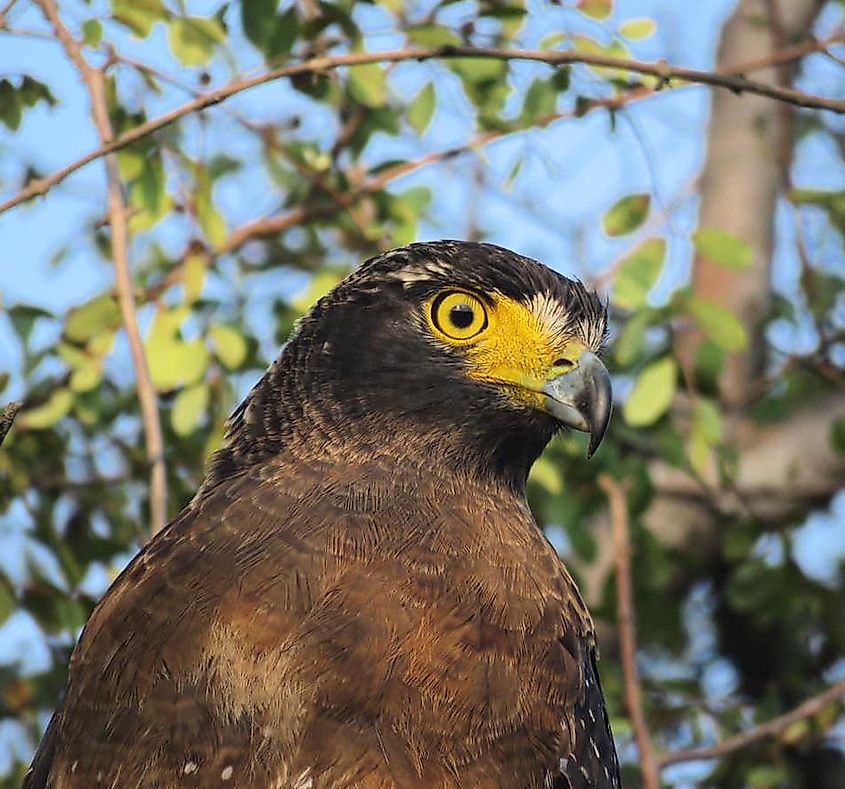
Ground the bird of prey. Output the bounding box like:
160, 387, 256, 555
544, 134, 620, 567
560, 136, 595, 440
26, 240, 620, 788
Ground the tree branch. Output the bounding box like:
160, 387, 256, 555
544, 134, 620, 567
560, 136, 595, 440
598, 474, 660, 789
0, 402, 21, 448
216, 86, 655, 256
2, 39, 844, 216
659, 676, 845, 767
35, 0, 167, 536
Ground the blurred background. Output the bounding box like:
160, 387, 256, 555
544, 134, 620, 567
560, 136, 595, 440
0, 0, 844, 785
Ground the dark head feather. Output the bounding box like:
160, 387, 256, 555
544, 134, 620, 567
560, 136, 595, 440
200, 241, 607, 495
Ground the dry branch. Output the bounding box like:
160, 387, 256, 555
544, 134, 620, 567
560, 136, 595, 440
598, 474, 660, 789
35, 0, 168, 536
659, 676, 845, 767
2, 40, 844, 216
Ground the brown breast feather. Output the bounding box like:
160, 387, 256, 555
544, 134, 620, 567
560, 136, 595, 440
29, 455, 608, 788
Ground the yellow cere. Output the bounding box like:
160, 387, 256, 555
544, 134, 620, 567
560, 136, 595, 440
426, 290, 587, 408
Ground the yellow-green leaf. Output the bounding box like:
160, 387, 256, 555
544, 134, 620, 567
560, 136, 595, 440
65, 295, 121, 343
528, 454, 563, 495
612, 238, 665, 310
69, 360, 102, 393
624, 356, 676, 427
604, 193, 650, 236
619, 18, 656, 40
183, 252, 207, 304
408, 82, 436, 134
88, 330, 116, 357
171, 382, 209, 436
168, 16, 225, 67
407, 24, 461, 48
194, 168, 227, 249
614, 309, 651, 366
83, 19, 103, 48
689, 398, 722, 476
348, 62, 387, 108
209, 325, 247, 370
693, 228, 752, 270
146, 307, 209, 390
688, 297, 748, 352
293, 270, 348, 312
58, 342, 89, 370
0, 579, 15, 625
111, 0, 168, 38
577, 0, 613, 21
117, 148, 145, 181
19, 388, 73, 429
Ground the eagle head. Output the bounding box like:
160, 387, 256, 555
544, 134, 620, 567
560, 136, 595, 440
209, 240, 612, 492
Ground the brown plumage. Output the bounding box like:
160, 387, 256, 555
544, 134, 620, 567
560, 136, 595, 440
26, 241, 620, 788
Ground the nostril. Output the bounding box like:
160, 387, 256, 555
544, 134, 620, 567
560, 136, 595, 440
552, 358, 574, 370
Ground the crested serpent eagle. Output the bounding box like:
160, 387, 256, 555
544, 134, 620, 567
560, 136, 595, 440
26, 241, 621, 788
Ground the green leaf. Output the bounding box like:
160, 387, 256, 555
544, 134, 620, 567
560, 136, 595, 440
65, 295, 121, 343
209, 325, 247, 370
689, 398, 722, 476
448, 59, 509, 121
520, 78, 557, 125
348, 62, 387, 108
407, 24, 462, 48
618, 18, 656, 40
293, 269, 348, 312
171, 383, 209, 436
130, 152, 166, 218
242, 0, 299, 60
18, 77, 57, 109
8, 304, 53, 344
19, 388, 74, 429
0, 576, 15, 625
693, 228, 752, 270
612, 238, 665, 310
603, 193, 650, 236
83, 19, 103, 48
183, 252, 207, 304
688, 297, 748, 352
528, 454, 563, 495
0, 79, 21, 130
0, 77, 56, 131
614, 309, 652, 366
540, 32, 566, 50
790, 188, 845, 233
624, 356, 676, 427
194, 168, 227, 248
577, 0, 613, 21
241, 0, 275, 48
146, 308, 210, 390
117, 148, 145, 181
69, 360, 103, 393
168, 16, 226, 67
111, 0, 168, 38
408, 82, 436, 133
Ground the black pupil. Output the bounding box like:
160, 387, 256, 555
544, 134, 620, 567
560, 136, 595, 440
450, 303, 475, 329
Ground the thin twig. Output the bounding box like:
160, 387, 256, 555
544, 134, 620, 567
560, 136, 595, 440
719, 32, 844, 76
659, 677, 845, 767
2, 42, 844, 216
217, 88, 653, 256
35, 0, 167, 536
598, 473, 660, 789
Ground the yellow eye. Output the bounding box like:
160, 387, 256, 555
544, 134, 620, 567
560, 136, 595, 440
430, 291, 488, 341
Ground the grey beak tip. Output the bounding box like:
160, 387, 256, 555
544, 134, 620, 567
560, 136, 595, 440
542, 351, 613, 459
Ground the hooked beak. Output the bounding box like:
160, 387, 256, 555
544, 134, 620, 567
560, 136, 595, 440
541, 352, 613, 458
